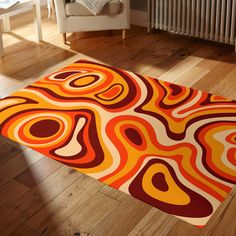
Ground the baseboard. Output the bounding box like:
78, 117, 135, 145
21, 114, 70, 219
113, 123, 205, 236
130, 9, 147, 27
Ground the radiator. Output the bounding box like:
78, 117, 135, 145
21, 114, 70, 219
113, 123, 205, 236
147, 0, 236, 51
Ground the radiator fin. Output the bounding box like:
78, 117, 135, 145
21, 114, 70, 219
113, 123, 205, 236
148, 0, 236, 49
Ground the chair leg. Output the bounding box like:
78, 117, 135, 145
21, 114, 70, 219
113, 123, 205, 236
122, 29, 126, 40
62, 33, 66, 44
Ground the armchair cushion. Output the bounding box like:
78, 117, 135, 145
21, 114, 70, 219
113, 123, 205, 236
65, 0, 121, 16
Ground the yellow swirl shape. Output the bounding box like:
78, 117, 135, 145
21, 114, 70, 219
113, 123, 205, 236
142, 163, 190, 205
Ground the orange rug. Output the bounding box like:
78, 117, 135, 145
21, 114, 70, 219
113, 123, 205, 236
0, 60, 235, 227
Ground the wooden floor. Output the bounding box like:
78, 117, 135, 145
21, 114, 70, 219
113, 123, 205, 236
0, 8, 236, 236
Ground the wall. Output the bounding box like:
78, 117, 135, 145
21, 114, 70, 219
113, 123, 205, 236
130, 0, 147, 11
130, 0, 147, 27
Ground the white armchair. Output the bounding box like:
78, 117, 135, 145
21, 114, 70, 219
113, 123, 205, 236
53, 0, 130, 43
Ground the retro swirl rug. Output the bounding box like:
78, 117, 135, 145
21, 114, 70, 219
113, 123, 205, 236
0, 60, 236, 227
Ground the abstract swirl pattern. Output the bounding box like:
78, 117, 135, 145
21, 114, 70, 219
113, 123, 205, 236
0, 60, 235, 227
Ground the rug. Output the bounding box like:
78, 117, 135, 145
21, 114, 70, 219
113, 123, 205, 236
0, 60, 235, 227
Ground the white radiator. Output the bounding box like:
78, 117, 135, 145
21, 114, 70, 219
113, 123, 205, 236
147, 0, 236, 51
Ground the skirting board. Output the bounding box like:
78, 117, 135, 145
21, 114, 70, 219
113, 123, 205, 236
130, 9, 147, 27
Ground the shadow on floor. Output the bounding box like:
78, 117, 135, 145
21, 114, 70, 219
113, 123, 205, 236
0, 32, 76, 78
0, 135, 56, 235
0, 134, 81, 236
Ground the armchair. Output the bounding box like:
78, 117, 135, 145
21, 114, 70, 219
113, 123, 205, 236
53, 0, 130, 43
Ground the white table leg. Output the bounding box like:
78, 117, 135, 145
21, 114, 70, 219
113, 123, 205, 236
33, 0, 43, 41
2, 14, 11, 32
0, 25, 4, 57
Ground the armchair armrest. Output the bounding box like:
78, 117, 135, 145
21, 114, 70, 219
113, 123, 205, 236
120, 0, 130, 29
